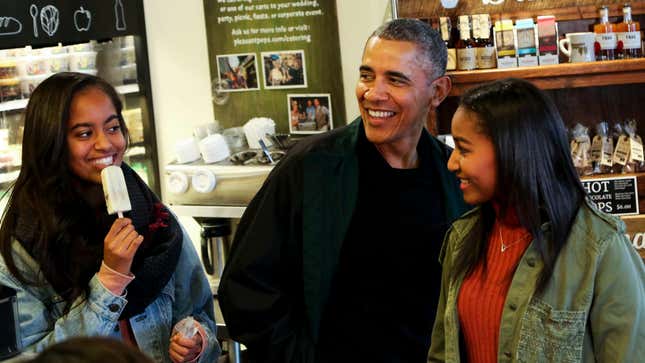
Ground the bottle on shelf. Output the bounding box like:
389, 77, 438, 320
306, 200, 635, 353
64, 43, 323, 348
594, 5, 617, 61
616, 3, 641, 59
475, 14, 496, 69
456, 15, 477, 71
439, 17, 457, 71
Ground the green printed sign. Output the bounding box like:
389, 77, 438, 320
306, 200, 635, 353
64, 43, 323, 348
203, 0, 346, 134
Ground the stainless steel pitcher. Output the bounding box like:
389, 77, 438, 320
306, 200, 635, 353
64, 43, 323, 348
198, 218, 231, 286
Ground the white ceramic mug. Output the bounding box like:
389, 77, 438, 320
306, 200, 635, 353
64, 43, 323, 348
559, 32, 595, 63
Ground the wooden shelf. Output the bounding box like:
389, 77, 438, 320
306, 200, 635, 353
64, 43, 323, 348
399, 1, 645, 23
447, 58, 645, 96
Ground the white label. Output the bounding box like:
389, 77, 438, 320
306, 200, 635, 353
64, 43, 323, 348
477, 46, 496, 68
459, 15, 471, 40
539, 53, 559, 65
457, 48, 477, 70
497, 56, 518, 68
518, 55, 539, 67
447, 48, 457, 70
459, 25, 470, 40
479, 15, 491, 39
596, 33, 617, 50
614, 135, 631, 165
617, 31, 641, 49
630, 136, 644, 162
601, 136, 614, 166
440, 17, 451, 42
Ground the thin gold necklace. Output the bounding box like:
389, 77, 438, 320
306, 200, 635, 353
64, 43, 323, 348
498, 227, 531, 253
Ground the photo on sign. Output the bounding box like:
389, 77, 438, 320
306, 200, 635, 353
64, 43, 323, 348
261, 50, 307, 89
288, 94, 332, 134
215, 53, 259, 92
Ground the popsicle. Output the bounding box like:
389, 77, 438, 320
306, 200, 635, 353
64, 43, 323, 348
101, 165, 132, 218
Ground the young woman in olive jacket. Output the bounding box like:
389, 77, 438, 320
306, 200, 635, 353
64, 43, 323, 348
429, 78, 645, 363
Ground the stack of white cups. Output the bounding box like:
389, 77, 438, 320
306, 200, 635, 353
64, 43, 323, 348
243, 117, 275, 149
199, 134, 231, 163
174, 138, 201, 164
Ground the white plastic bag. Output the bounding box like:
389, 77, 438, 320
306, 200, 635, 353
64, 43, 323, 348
174, 316, 197, 338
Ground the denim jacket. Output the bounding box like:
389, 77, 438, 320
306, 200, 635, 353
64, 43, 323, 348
428, 199, 645, 363
0, 229, 221, 363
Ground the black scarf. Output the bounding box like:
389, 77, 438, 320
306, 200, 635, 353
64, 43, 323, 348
116, 164, 182, 318
15, 163, 182, 319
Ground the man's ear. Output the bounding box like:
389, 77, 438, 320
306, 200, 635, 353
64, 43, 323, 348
430, 76, 452, 108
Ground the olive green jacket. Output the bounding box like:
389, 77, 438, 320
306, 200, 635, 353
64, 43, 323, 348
428, 199, 645, 363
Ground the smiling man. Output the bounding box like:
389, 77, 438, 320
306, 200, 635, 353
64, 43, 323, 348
218, 19, 468, 363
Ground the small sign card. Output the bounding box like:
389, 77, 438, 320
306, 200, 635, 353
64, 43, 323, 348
582, 176, 639, 215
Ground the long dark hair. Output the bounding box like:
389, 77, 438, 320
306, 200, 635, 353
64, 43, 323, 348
453, 78, 585, 294
0, 72, 129, 310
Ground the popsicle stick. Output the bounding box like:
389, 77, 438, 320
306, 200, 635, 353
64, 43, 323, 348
118, 211, 124, 218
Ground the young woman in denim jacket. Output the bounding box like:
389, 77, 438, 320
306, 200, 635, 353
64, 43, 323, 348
0, 73, 220, 363
428, 78, 645, 362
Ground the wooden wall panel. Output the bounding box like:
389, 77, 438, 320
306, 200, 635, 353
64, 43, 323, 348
436, 84, 645, 136
619, 214, 645, 261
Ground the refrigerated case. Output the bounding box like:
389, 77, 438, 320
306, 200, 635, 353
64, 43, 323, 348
0, 0, 160, 197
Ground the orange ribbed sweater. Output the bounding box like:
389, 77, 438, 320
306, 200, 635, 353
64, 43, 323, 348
457, 219, 531, 363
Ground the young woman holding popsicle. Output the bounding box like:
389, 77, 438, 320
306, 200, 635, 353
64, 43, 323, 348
0, 72, 220, 363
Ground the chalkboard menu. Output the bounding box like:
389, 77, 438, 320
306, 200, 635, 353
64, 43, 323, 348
203, 0, 346, 135
0, 0, 141, 49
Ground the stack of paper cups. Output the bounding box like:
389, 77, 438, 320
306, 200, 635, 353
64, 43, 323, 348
243, 117, 275, 149
199, 134, 231, 163
174, 138, 200, 164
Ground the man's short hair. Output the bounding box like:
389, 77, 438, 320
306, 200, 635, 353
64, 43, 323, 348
369, 18, 447, 80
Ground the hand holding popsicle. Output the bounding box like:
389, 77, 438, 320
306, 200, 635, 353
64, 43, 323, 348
103, 217, 143, 275
101, 166, 142, 274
